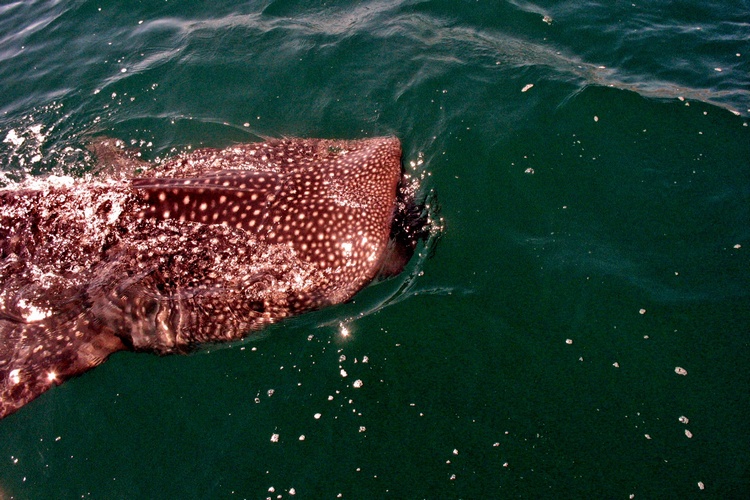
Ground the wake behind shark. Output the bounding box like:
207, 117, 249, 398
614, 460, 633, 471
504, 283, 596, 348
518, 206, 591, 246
0, 136, 428, 419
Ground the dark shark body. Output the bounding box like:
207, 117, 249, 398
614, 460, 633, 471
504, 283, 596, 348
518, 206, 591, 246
0, 137, 426, 419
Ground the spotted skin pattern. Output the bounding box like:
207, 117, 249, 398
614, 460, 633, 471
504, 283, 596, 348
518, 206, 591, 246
0, 137, 423, 419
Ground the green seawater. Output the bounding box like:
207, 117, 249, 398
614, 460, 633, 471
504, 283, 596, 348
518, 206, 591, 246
1, 0, 749, 498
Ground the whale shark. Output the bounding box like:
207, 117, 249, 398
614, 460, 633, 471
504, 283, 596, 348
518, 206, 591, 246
0, 136, 428, 419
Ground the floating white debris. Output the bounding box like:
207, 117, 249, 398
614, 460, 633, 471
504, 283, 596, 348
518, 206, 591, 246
340, 369, 348, 378
353, 379, 363, 388
453, 449, 459, 455
542, 15, 553, 24
120, 68, 127, 73
613, 362, 620, 368
358, 426, 366, 433
639, 309, 646, 315
243, 122, 250, 127
299, 435, 305, 441
493, 442, 500, 447
521, 84, 534, 92
524, 167, 534, 174
734, 244, 741, 249
270, 433, 279, 442
675, 367, 688, 376
290, 488, 296, 495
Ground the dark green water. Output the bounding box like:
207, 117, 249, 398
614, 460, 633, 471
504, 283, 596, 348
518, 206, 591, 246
1, 0, 749, 498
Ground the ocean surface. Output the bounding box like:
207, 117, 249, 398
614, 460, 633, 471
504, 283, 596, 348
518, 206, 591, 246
1, 0, 748, 498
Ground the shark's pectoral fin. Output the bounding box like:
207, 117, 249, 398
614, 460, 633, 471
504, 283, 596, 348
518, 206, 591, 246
0, 311, 126, 418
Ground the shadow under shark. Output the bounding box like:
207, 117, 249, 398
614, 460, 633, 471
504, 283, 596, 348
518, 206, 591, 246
0, 136, 428, 419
